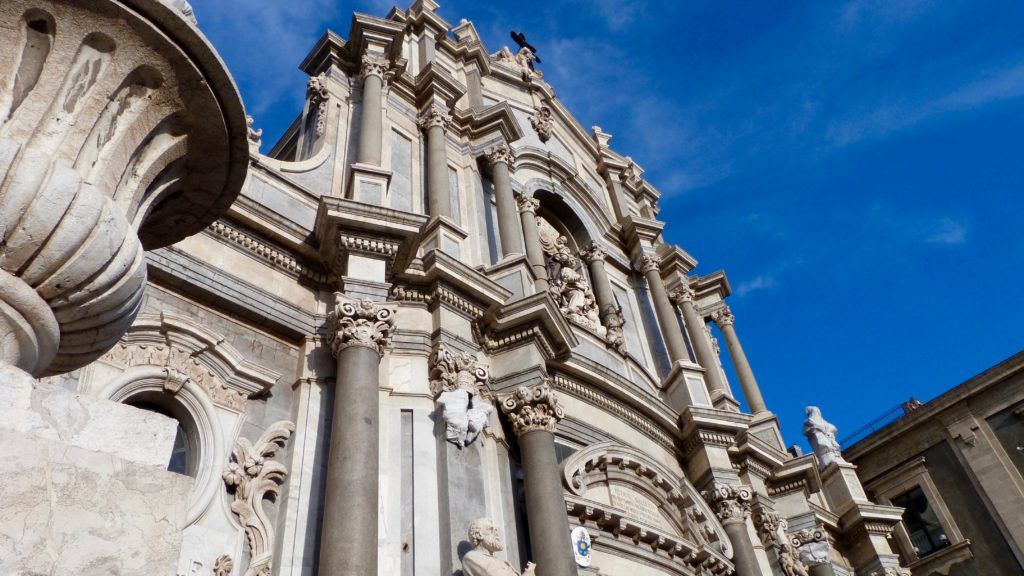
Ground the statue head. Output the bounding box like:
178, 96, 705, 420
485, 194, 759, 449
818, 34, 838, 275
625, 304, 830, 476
468, 518, 504, 553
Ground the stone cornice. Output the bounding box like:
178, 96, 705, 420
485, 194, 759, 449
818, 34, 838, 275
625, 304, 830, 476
452, 101, 523, 143
393, 249, 512, 318
414, 61, 467, 109
690, 270, 733, 302
767, 454, 823, 496
313, 197, 427, 278
475, 293, 578, 359
206, 220, 333, 285
551, 375, 676, 451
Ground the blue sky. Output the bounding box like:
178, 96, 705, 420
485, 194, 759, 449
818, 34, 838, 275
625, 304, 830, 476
192, 0, 1023, 449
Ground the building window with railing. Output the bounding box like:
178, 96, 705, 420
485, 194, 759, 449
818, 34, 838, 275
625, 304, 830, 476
891, 486, 950, 557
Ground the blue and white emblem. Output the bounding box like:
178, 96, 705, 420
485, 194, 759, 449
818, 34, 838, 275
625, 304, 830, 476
571, 526, 592, 567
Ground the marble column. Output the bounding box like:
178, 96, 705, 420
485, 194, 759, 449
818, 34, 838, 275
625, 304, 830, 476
500, 383, 575, 576
319, 296, 396, 576
580, 244, 625, 349
669, 283, 729, 399
712, 306, 767, 414
484, 144, 524, 257
704, 484, 760, 576
356, 55, 388, 166
518, 196, 549, 292
419, 106, 453, 219
638, 255, 689, 364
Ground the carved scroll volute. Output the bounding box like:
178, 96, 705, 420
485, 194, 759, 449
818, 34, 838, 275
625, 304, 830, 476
326, 296, 396, 358
222, 420, 295, 576
429, 344, 488, 397
701, 482, 752, 525
500, 381, 564, 436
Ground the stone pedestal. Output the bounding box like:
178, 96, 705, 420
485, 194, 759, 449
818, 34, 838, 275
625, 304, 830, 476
0, 363, 192, 574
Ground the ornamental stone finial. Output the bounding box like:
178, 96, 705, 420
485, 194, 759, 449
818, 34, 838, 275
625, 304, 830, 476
712, 306, 735, 327
500, 381, 564, 436
360, 54, 390, 81
638, 254, 661, 274
579, 243, 606, 264
484, 144, 515, 166
418, 106, 453, 132
326, 296, 396, 358
668, 284, 696, 306
517, 196, 540, 214
701, 483, 752, 524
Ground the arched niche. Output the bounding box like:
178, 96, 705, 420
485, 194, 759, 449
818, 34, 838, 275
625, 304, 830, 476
562, 441, 734, 574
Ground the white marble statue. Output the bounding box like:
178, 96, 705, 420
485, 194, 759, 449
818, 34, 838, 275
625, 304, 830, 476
159, 0, 197, 24
803, 406, 847, 469
462, 518, 536, 576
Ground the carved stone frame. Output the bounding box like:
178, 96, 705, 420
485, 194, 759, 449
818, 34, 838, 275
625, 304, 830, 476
866, 456, 973, 574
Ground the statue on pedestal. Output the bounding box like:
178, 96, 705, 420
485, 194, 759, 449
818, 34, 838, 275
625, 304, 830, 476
462, 518, 537, 576
803, 406, 847, 469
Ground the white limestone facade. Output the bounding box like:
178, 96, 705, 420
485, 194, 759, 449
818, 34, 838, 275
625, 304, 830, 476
0, 1, 918, 576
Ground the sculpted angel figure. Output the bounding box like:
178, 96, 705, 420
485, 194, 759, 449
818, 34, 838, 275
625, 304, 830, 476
802, 406, 847, 469
462, 518, 536, 576
555, 254, 588, 312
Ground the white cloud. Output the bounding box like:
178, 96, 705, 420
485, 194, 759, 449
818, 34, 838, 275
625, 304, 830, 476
736, 274, 778, 297
924, 217, 967, 245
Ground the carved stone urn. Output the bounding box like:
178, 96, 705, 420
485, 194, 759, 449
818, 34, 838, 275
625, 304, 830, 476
0, 0, 248, 376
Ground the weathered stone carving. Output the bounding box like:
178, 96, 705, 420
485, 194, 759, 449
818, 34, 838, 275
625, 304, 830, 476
212, 555, 234, 576
246, 115, 262, 150
462, 518, 537, 576
360, 54, 389, 80
100, 342, 248, 411
307, 73, 329, 137
536, 218, 605, 337
500, 382, 564, 436
326, 296, 396, 358
517, 195, 540, 214
531, 105, 553, 142
755, 511, 811, 576
702, 483, 752, 524
430, 344, 493, 448
417, 106, 453, 132
484, 143, 515, 166
493, 46, 543, 80
159, 0, 197, 24
871, 568, 912, 576
668, 284, 697, 306
222, 421, 295, 576
803, 406, 847, 469
638, 254, 662, 274
790, 526, 831, 567
711, 306, 735, 327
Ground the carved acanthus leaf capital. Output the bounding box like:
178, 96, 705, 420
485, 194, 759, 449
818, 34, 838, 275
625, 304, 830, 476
702, 483, 752, 524
326, 296, 396, 358
753, 510, 787, 547
484, 143, 515, 166
360, 54, 390, 81
429, 343, 488, 397
712, 306, 735, 327
668, 284, 696, 306
517, 196, 540, 214
418, 106, 453, 132
500, 381, 564, 436
579, 243, 606, 264
638, 254, 662, 274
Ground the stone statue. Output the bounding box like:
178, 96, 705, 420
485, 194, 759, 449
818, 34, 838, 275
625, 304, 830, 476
159, 0, 197, 24
779, 543, 811, 576
462, 518, 536, 576
803, 406, 847, 469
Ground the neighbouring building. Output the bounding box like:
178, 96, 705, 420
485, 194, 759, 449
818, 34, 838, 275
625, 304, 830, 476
0, 1, 932, 575
844, 352, 1024, 576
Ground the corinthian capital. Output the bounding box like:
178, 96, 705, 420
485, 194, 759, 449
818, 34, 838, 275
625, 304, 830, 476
638, 254, 661, 274
517, 195, 540, 214
712, 306, 735, 327
484, 143, 515, 166
429, 343, 488, 397
702, 483, 752, 524
579, 243, 607, 264
668, 284, 696, 306
418, 106, 453, 132
360, 54, 390, 81
326, 295, 396, 358
500, 381, 564, 436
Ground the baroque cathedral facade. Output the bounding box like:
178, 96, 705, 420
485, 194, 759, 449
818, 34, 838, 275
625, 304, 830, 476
0, 1, 917, 575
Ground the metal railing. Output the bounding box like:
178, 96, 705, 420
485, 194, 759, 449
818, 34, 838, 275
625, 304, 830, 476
840, 398, 926, 447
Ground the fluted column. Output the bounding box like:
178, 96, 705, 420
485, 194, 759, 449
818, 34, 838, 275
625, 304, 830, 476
518, 196, 549, 291
580, 244, 625, 349
419, 106, 453, 219
319, 296, 396, 576
704, 484, 761, 576
356, 55, 388, 166
712, 306, 767, 414
669, 283, 729, 399
638, 255, 688, 364
500, 382, 575, 576
484, 144, 524, 257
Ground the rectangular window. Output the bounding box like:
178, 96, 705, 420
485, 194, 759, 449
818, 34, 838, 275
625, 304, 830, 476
891, 486, 950, 557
